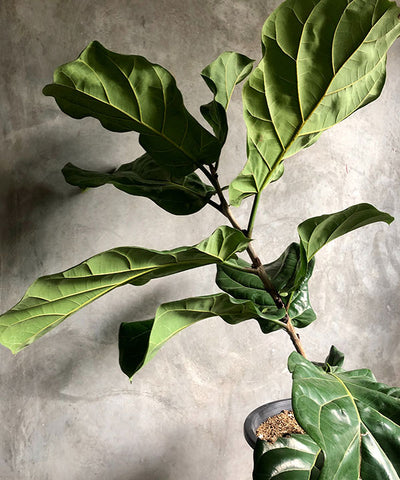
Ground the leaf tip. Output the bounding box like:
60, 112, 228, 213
386, 214, 395, 225
1, 341, 23, 355
42, 84, 52, 97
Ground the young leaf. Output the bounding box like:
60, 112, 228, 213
201, 52, 254, 144
63, 153, 215, 215
253, 434, 322, 480
217, 243, 316, 331
0, 226, 250, 354
324, 345, 345, 371
119, 293, 285, 379
229, 0, 400, 205
298, 203, 394, 262
289, 352, 400, 480
202, 52, 254, 110
43, 41, 221, 176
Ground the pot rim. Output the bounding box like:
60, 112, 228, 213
243, 398, 292, 449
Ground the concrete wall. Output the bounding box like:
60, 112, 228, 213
1, 1, 399, 479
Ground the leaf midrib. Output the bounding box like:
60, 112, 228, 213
1, 256, 224, 351
51, 78, 199, 164
258, 1, 395, 192
2, 245, 237, 345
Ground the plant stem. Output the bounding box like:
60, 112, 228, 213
208, 198, 222, 211
247, 193, 261, 237
206, 165, 307, 358
242, 243, 307, 358
285, 320, 307, 358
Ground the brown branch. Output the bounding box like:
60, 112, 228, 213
204, 165, 307, 358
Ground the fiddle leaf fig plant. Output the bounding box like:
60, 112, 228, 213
1, 0, 400, 478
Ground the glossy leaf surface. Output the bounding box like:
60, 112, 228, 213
63, 153, 214, 215
253, 434, 322, 480
43, 41, 220, 176
217, 243, 316, 331
298, 203, 394, 262
201, 52, 254, 144
119, 293, 285, 378
230, 0, 400, 205
0, 227, 250, 353
289, 352, 400, 480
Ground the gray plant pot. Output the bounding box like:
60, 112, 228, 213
243, 398, 292, 449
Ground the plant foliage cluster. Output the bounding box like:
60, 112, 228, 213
1, 0, 400, 478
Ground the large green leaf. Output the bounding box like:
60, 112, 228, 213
253, 434, 322, 480
298, 203, 394, 262
0, 226, 250, 354
43, 41, 221, 176
293, 203, 393, 288
62, 153, 215, 215
289, 352, 400, 480
230, 0, 400, 205
119, 293, 286, 378
216, 243, 316, 331
201, 52, 254, 144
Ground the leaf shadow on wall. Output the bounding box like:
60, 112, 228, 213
110, 461, 169, 480
1, 134, 91, 295
5, 288, 167, 401
1, 130, 151, 396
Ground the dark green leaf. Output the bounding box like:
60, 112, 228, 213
298, 203, 394, 262
230, 0, 400, 205
253, 434, 322, 480
0, 226, 250, 354
43, 41, 221, 176
217, 258, 275, 308
200, 101, 228, 145
62, 153, 215, 215
289, 352, 400, 480
119, 319, 153, 378
119, 293, 285, 378
201, 51, 254, 144
324, 345, 345, 371
217, 243, 316, 332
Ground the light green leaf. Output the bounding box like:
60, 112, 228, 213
119, 293, 285, 378
289, 352, 400, 480
201, 51, 254, 144
253, 434, 322, 480
43, 41, 221, 176
216, 243, 316, 331
230, 0, 400, 205
292, 203, 394, 289
202, 52, 254, 110
62, 153, 215, 215
298, 203, 394, 262
0, 226, 250, 354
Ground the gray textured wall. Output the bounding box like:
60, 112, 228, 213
1, 1, 399, 479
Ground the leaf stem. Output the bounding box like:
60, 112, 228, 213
247, 192, 261, 237
204, 164, 307, 358
208, 198, 222, 211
